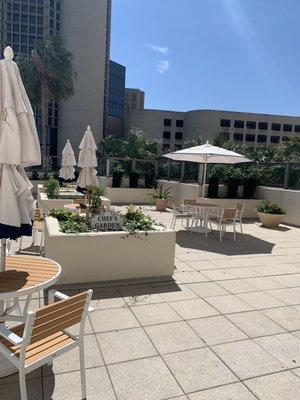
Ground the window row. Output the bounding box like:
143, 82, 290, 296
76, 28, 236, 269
164, 118, 184, 128
6, 23, 44, 34
163, 131, 183, 140
228, 132, 290, 144
220, 119, 300, 132
7, 4, 44, 13
7, 33, 43, 44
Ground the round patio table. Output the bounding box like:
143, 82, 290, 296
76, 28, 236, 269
189, 203, 219, 236
0, 255, 61, 378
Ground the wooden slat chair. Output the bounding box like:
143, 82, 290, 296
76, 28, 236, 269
19, 208, 44, 254
235, 203, 245, 233
0, 290, 93, 400
209, 208, 238, 242
170, 201, 193, 230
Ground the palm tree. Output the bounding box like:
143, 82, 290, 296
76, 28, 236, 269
17, 36, 75, 168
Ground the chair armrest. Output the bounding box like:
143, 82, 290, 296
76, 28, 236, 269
0, 325, 23, 345
48, 290, 94, 313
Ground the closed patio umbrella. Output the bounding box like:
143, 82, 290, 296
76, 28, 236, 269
59, 139, 76, 182
0, 46, 41, 271
76, 125, 99, 191
164, 140, 252, 198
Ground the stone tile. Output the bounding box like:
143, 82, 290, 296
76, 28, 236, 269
131, 303, 182, 326
271, 274, 300, 287
212, 258, 261, 268
175, 271, 210, 284
96, 327, 157, 364
90, 288, 126, 310
201, 269, 237, 281
43, 367, 116, 400
292, 330, 300, 339
187, 282, 229, 297
255, 333, 300, 368
43, 334, 104, 376
249, 265, 284, 276
237, 291, 285, 309
186, 260, 220, 271
188, 382, 257, 399
163, 348, 237, 393
227, 310, 286, 338
275, 264, 300, 274
170, 298, 219, 320
212, 339, 285, 380
157, 284, 199, 302
68, 316, 94, 336
108, 357, 183, 400
175, 261, 195, 272
293, 367, 300, 378
169, 397, 188, 400
244, 371, 300, 400
0, 377, 42, 399
262, 306, 300, 331
90, 307, 140, 333
122, 289, 164, 306
205, 295, 253, 314
217, 279, 257, 294
177, 253, 206, 262
188, 315, 248, 345
229, 267, 262, 279
245, 276, 284, 290
145, 321, 205, 354
266, 288, 300, 305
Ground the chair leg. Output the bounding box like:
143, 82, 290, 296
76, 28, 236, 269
19, 370, 28, 400
219, 226, 222, 242
19, 236, 23, 252
233, 223, 236, 241
79, 341, 87, 399
39, 228, 44, 254
240, 221, 243, 234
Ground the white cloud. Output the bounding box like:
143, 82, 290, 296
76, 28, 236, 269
156, 59, 170, 74
146, 43, 168, 54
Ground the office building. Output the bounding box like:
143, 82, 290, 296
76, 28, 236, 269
126, 108, 300, 151
125, 88, 145, 113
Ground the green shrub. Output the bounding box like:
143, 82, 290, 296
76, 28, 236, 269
208, 165, 230, 181
88, 186, 105, 214
124, 206, 155, 232
257, 200, 286, 215
43, 179, 60, 199
49, 208, 88, 233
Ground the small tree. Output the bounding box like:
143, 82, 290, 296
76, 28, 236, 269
17, 36, 75, 169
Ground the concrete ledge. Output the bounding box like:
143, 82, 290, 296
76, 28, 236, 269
104, 187, 154, 204
44, 217, 176, 284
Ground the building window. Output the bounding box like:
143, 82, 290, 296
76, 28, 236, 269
258, 122, 268, 130
176, 119, 184, 128
220, 132, 230, 141
295, 125, 300, 133
234, 133, 243, 141
282, 136, 291, 142
163, 131, 171, 139
271, 123, 281, 131
245, 134, 255, 142
175, 144, 182, 150
234, 120, 244, 128
246, 121, 256, 129
270, 136, 280, 143
162, 144, 170, 152
175, 132, 183, 140
220, 119, 230, 128
257, 135, 267, 143
164, 118, 171, 127
283, 124, 292, 132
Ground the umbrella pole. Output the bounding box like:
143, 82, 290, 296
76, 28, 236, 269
0, 239, 6, 272
202, 157, 207, 199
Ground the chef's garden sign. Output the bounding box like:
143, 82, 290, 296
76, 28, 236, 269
91, 211, 124, 231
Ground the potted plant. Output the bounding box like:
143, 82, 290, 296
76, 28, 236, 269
148, 182, 174, 211
207, 165, 230, 198
243, 166, 261, 199
43, 179, 60, 199
112, 163, 124, 188
256, 200, 286, 228
129, 169, 140, 188
225, 168, 244, 198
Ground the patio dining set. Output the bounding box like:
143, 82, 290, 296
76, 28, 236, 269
170, 200, 244, 242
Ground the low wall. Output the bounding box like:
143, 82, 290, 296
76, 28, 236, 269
102, 187, 154, 204
44, 217, 176, 284
257, 186, 300, 226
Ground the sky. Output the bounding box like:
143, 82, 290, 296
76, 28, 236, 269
110, 0, 300, 116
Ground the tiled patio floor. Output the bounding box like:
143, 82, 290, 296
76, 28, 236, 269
1, 207, 300, 399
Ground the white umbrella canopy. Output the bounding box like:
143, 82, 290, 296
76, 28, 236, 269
76, 125, 99, 190
59, 139, 76, 181
164, 140, 252, 197
0, 46, 41, 270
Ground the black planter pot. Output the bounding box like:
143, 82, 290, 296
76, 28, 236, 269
144, 173, 155, 188
129, 172, 140, 188
207, 178, 219, 198
112, 172, 123, 188
243, 178, 257, 199
227, 178, 240, 198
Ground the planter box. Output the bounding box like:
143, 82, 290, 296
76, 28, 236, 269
257, 211, 285, 228
37, 185, 111, 213
44, 217, 176, 284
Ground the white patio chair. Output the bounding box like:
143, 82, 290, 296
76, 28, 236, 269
19, 208, 44, 254
235, 203, 244, 233
209, 208, 239, 242
190, 205, 205, 232
170, 201, 193, 230
0, 290, 93, 400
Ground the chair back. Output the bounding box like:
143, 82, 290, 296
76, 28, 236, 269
183, 199, 196, 206
221, 208, 238, 222
34, 208, 43, 222
235, 203, 244, 218
26, 291, 92, 345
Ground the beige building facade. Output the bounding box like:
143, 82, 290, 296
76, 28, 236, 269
126, 108, 300, 150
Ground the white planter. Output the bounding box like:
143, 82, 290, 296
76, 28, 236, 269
44, 217, 176, 284
257, 211, 285, 228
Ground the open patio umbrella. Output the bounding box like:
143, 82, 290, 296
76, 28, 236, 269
0, 46, 41, 270
59, 139, 76, 182
164, 140, 252, 198
76, 125, 99, 191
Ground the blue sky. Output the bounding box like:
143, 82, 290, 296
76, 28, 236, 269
110, 0, 299, 116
